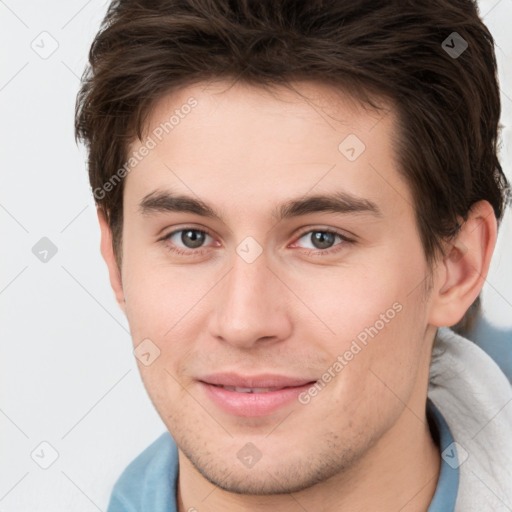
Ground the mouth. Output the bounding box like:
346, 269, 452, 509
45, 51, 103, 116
197, 373, 317, 417
209, 385, 294, 393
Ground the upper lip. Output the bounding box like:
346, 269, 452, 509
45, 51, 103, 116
199, 373, 316, 389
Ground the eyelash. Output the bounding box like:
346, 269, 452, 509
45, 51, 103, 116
159, 226, 353, 258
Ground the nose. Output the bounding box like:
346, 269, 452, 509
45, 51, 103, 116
208, 249, 293, 349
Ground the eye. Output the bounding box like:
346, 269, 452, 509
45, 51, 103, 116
159, 226, 352, 258
161, 227, 215, 254
292, 229, 351, 253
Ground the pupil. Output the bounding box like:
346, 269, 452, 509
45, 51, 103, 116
182, 230, 205, 248
312, 231, 334, 249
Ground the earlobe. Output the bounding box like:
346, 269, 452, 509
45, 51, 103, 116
428, 200, 497, 328
97, 208, 126, 314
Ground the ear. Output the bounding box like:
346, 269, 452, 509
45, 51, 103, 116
97, 208, 126, 315
428, 200, 497, 327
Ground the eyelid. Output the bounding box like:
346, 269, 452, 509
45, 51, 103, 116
295, 226, 351, 238
159, 224, 215, 242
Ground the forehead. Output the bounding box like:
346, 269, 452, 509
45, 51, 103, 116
124, 80, 412, 220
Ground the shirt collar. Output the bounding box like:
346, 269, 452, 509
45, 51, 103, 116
426, 398, 460, 512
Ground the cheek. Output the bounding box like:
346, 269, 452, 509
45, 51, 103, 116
309, 302, 426, 443
292, 255, 421, 341
298, 253, 429, 403
122, 239, 209, 342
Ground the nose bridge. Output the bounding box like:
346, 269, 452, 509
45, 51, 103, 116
210, 246, 291, 347
224, 250, 275, 321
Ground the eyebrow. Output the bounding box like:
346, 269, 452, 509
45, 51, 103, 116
139, 189, 383, 222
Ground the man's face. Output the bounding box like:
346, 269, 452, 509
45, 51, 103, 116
118, 80, 438, 493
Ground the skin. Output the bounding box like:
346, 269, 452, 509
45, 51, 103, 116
98, 79, 497, 511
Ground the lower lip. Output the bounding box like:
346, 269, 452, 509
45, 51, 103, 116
199, 381, 316, 417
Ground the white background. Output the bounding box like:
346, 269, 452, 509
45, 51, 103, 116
1, 1, 511, 510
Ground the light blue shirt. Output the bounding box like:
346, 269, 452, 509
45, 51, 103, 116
425, 399, 459, 511
107, 399, 458, 511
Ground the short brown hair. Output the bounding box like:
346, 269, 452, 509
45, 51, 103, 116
75, 0, 510, 325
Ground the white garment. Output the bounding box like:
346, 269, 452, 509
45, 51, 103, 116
428, 327, 512, 511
